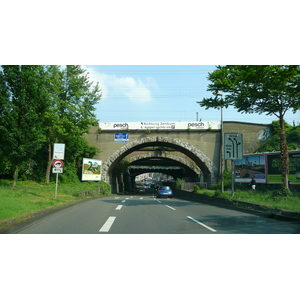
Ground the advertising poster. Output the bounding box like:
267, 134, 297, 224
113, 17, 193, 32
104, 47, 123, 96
235, 154, 266, 183
82, 158, 102, 181
267, 152, 300, 184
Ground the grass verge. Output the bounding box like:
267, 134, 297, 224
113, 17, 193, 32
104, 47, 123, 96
0, 180, 111, 231
195, 188, 300, 213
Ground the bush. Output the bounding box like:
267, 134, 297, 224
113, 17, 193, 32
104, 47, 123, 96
176, 178, 186, 189
272, 188, 292, 198
193, 184, 201, 193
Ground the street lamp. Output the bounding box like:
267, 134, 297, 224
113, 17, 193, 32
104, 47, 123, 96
213, 91, 224, 193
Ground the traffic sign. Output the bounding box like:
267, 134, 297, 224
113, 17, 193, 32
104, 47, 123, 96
52, 159, 64, 168
53, 143, 65, 160
224, 133, 243, 160
52, 168, 63, 173
114, 133, 129, 143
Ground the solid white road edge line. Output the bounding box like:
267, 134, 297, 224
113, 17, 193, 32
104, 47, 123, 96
166, 205, 176, 210
116, 205, 123, 210
99, 216, 116, 232
187, 216, 217, 232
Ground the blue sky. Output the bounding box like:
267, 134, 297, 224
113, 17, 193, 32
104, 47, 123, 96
85, 65, 300, 125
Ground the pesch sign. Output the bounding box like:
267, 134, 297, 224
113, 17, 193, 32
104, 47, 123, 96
99, 121, 220, 130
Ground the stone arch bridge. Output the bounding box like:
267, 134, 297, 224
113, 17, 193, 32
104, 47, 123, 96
84, 121, 271, 193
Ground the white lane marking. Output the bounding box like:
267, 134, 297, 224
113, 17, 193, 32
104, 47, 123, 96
115, 197, 120, 199
116, 205, 123, 210
187, 216, 217, 232
122, 200, 126, 203
157, 200, 162, 203
99, 217, 116, 232
140, 197, 143, 199
166, 205, 176, 210
126, 197, 129, 200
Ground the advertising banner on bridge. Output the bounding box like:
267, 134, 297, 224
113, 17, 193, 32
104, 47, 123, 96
99, 121, 221, 131
82, 158, 102, 181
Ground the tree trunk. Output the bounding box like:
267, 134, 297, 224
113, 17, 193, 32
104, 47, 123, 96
12, 165, 19, 188
45, 141, 52, 184
279, 117, 289, 190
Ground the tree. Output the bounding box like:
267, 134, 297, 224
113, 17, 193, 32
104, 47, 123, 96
0, 65, 102, 185
42, 65, 102, 183
0, 66, 48, 187
198, 65, 300, 190
256, 121, 300, 152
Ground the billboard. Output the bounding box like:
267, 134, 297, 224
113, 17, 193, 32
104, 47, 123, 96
235, 154, 266, 183
99, 121, 221, 130
82, 158, 102, 181
267, 152, 300, 184
235, 151, 300, 185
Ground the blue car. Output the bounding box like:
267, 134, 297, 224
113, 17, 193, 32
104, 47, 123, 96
156, 186, 173, 198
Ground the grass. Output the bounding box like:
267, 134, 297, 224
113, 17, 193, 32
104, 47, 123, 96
0, 179, 111, 231
195, 188, 300, 213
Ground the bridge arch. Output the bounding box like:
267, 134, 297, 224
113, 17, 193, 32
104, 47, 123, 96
102, 136, 217, 193
127, 152, 201, 175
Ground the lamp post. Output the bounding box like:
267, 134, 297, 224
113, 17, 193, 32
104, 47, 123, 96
213, 91, 224, 193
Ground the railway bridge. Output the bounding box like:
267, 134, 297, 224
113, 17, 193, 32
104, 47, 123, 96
84, 121, 271, 193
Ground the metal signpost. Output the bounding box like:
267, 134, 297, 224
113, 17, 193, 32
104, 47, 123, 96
224, 133, 243, 196
52, 144, 65, 199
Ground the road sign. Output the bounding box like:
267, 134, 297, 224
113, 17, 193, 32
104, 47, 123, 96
53, 143, 65, 160
52, 168, 63, 173
114, 133, 129, 143
52, 159, 64, 168
224, 133, 243, 160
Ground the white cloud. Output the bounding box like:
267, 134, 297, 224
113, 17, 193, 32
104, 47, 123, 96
84, 66, 156, 103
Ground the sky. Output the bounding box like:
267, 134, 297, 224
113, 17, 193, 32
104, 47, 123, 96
84, 65, 300, 125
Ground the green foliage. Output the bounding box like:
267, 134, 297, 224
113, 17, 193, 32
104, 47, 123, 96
193, 184, 201, 193
198, 65, 300, 189
271, 188, 292, 198
256, 121, 300, 152
176, 178, 186, 189
198, 65, 300, 117
213, 170, 232, 191
0, 66, 49, 186
0, 65, 102, 186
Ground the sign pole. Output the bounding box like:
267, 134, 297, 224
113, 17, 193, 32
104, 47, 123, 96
55, 173, 59, 199
231, 160, 235, 197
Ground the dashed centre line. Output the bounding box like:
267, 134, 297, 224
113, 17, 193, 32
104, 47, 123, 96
99, 216, 116, 232
122, 200, 126, 203
165, 205, 176, 210
116, 205, 123, 210
187, 216, 217, 232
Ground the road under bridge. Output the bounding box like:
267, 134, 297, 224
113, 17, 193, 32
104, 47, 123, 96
84, 121, 271, 193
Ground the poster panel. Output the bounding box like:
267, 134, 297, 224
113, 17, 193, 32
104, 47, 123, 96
267, 152, 300, 184
235, 154, 266, 183
82, 158, 102, 181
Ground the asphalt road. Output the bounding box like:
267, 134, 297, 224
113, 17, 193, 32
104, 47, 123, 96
14, 192, 300, 234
